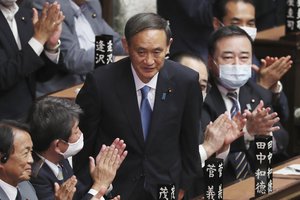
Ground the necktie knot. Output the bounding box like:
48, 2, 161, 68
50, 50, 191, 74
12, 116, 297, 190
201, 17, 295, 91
141, 86, 150, 100
57, 165, 64, 181
227, 91, 238, 100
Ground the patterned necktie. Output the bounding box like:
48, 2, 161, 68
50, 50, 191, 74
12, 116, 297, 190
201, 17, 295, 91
140, 86, 152, 140
227, 92, 240, 118
57, 165, 64, 181
227, 92, 250, 180
16, 188, 21, 200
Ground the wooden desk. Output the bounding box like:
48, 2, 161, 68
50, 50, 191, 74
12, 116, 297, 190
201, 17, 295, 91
193, 156, 300, 200
49, 84, 83, 99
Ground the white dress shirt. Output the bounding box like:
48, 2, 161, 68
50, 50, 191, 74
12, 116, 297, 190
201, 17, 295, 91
131, 65, 158, 109
0, 3, 59, 63
0, 179, 18, 200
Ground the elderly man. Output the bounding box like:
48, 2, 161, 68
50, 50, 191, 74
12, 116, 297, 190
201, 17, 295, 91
74, 13, 202, 199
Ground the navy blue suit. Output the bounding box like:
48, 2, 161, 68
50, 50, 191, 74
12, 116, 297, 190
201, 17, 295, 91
30, 153, 92, 200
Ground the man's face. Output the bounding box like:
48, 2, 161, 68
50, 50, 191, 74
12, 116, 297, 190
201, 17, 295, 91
58, 120, 82, 153
0, 129, 33, 186
122, 29, 171, 83
209, 36, 252, 77
222, 1, 255, 27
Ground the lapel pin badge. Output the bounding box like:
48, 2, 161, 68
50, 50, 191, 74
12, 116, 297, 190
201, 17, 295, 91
161, 88, 173, 101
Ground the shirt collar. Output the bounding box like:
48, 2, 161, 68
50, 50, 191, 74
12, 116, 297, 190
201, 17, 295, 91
217, 83, 240, 97
0, 179, 18, 199
36, 153, 60, 178
0, 3, 18, 21
131, 64, 158, 91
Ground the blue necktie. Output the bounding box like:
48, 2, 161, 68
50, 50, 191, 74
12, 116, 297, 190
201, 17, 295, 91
140, 86, 152, 140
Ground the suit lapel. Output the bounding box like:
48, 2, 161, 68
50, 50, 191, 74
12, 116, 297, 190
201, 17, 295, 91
145, 64, 175, 146
116, 61, 145, 147
0, 10, 19, 50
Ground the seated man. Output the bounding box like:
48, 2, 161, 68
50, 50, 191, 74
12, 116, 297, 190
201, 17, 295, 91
27, 97, 127, 199
33, 0, 126, 96
170, 52, 210, 100
212, 0, 292, 123
203, 25, 289, 184
0, 120, 38, 200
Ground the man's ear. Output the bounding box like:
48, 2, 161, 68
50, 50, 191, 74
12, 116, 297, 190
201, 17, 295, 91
121, 37, 129, 54
166, 38, 173, 55
213, 17, 221, 31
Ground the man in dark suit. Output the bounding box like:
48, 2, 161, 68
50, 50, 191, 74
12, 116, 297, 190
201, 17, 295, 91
27, 97, 127, 199
157, 0, 214, 62
202, 25, 289, 184
0, 120, 38, 200
212, 0, 292, 124
0, 0, 64, 120
73, 13, 202, 200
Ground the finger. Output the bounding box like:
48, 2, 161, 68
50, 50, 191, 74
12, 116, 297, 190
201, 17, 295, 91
32, 8, 38, 25
118, 150, 128, 167
96, 144, 107, 164
89, 156, 96, 175
252, 64, 260, 72
54, 182, 60, 193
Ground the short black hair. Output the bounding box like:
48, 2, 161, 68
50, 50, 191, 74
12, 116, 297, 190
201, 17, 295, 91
213, 0, 255, 21
27, 97, 82, 152
208, 25, 253, 57
124, 12, 172, 45
0, 120, 29, 162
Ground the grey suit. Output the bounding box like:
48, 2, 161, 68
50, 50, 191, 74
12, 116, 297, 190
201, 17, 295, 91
0, 181, 38, 200
33, 0, 125, 96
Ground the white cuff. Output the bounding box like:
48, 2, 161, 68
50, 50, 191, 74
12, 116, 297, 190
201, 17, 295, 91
199, 144, 208, 168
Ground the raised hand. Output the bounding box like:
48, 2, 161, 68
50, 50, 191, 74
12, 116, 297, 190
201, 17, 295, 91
110, 138, 128, 168
257, 55, 292, 89
244, 100, 280, 135
54, 176, 77, 200
32, 2, 65, 47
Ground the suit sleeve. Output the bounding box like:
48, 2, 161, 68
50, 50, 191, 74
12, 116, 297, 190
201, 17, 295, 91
73, 73, 101, 172
179, 74, 203, 190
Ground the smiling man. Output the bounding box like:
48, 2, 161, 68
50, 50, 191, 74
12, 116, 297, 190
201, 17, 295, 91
0, 120, 38, 200
73, 13, 202, 200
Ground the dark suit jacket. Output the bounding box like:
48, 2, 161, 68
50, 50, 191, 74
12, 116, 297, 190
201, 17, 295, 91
0, 0, 62, 120
0, 181, 38, 200
74, 57, 202, 199
157, 0, 214, 62
30, 153, 92, 200
201, 79, 289, 183
33, 0, 125, 96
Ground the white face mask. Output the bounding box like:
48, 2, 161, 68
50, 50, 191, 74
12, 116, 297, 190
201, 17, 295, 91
0, 0, 17, 7
60, 133, 84, 159
218, 64, 251, 90
239, 26, 257, 41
